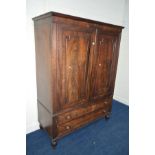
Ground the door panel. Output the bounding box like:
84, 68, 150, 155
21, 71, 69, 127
57, 24, 95, 109
90, 33, 116, 99
65, 31, 89, 104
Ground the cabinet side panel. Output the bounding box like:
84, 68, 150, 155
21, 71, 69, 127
34, 17, 53, 113
111, 33, 122, 93
38, 101, 52, 136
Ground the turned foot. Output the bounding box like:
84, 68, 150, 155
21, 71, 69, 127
51, 139, 57, 149
105, 112, 111, 120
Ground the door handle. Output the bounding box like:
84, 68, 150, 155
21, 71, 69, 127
68, 66, 72, 70
92, 42, 95, 45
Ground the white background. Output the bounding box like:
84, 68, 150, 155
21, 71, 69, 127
26, 0, 129, 134
0, 0, 155, 155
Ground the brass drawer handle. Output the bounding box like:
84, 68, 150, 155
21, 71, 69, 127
66, 115, 71, 120
104, 101, 108, 105
66, 126, 71, 130
92, 42, 95, 45
68, 66, 72, 70
103, 110, 106, 113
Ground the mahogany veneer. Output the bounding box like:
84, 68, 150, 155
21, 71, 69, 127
33, 12, 123, 148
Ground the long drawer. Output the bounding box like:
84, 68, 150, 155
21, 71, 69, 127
57, 107, 107, 136
56, 97, 112, 125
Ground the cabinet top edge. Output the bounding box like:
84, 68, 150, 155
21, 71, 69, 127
32, 11, 124, 29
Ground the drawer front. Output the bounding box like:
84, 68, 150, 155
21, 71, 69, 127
56, 98, 112, 124
57, 108, 107, 136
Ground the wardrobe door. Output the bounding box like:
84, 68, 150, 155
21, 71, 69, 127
90, 32, 117, 100
56, 23, 95, 110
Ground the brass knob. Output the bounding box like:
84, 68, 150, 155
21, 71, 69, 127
104, 101, 108, 104
66, 115, 71, 120
92, 42, 95, 45
66, 126, 70, 130
99, 63, 101, 67
103, 110, 106, 113
68, 66, 72, 69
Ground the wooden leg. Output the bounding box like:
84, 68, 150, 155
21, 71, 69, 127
105, 112, 111, 120
51, 139, 57, 149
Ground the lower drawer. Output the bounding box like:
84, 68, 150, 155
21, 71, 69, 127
56, 97, 112, 125
57, 108, 107, 136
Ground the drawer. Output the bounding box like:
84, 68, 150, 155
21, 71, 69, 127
57, 107, 107, 136
56, 98, 112, 124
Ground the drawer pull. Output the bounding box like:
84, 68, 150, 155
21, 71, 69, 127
68, 66, 72, 70
104, 101, 108, 105
66, 126, 71, 130
103, 110, 106, 113
92, 42, 95, 45
66, 115, 71, 120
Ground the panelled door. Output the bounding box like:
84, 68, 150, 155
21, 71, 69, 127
56, 23, 95, 109
89, 30, 117, 100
